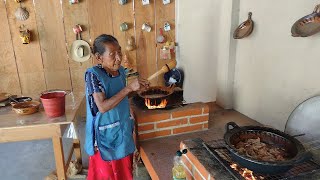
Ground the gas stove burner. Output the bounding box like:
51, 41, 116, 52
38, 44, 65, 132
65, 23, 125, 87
204, 139, 320, 180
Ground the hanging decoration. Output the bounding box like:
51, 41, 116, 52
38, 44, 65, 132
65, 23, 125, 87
164, 22, 171, 32
15, 6, 29, 21
69, 0, 79, 4
165, 41, 175, 53
163, 0, 170, 5
70, 24, 91, 63
126, 36, 135, 51
157, 28, 166, 43
119, 0, 128, 5
19, 25, 31, 44
160, 46, 171, 60
142, 23, 151, 32
291, 4, 320, 37
120, 22, 129, 32
233, 12, 254, 39
142, 0, 150, 5
73, 24, 83, 39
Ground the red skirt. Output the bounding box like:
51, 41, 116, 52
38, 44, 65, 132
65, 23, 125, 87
87, 151, 133, 180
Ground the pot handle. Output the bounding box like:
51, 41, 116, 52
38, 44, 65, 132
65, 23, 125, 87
247, 12, 252, 20
225, 122, 240, 132
168, 83, 176, 91
313, 4, 320, 13
292, 151, 312, 164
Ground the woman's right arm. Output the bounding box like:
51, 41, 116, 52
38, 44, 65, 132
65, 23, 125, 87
93, 78, 149, 113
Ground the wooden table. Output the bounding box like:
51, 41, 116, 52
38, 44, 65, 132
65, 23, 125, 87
0, 93, 86, 180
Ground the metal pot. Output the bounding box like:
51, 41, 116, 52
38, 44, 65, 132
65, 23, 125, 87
224, 122, 312, 174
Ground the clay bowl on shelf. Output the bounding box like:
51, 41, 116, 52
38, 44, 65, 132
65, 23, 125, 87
12, 101, 41, 115
10, 97, 32, 106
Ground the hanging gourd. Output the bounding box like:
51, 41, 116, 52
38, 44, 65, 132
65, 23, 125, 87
157, 28, 166, 43
126, 36, 135, 51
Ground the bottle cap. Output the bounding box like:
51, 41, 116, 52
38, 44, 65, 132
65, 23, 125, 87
182, 149, 188, 154
176, 150, 182, 156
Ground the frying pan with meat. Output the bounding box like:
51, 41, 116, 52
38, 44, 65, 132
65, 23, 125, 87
137, 84, 175, 100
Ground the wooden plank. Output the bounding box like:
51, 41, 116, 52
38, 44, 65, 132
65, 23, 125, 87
34, 0, 72, 90
73, 139, 82, 163
45, 70, 73, 90
88, 0, 114, 48
0, 74, 21, 95
18, 72, 46, 97
69, 68, 86, 92
135, 0, 157, 85
52, 137, 67, 180
111, 0, 137, 72
6, 0, 47, 95
61, 0, 92, 68
88, 0, 114, 65
5, 0, 45, 72
0, 0, 21, 95
155, 0, 176, 86
61, 0, 92, 92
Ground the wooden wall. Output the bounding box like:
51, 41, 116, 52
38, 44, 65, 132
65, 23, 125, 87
0, 0, 175, 96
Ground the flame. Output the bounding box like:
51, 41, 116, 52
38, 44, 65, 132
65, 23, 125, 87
145, 98, 168, 109
230, 163, 263, 180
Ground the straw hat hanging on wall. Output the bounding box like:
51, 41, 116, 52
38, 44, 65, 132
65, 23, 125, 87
70, 40, 91, 63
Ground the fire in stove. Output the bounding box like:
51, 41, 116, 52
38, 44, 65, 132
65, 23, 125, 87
230, 163, 264, 180
145, 98, 168, 109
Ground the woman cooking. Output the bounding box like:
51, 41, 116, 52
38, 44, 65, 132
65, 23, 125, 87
84, 34, 149, 180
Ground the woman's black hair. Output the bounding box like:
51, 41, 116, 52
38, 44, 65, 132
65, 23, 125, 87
92, 34, 119, 55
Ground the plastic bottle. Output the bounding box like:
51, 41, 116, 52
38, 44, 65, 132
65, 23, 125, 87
172, 149, 188, 180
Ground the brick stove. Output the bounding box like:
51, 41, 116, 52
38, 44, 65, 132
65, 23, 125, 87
131, 89, 209, 141
180, 138, 320, 180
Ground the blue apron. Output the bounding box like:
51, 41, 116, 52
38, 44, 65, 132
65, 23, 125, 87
84, 66, 135, 161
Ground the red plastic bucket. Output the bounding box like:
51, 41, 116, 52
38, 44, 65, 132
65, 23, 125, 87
40, 92, 66, 117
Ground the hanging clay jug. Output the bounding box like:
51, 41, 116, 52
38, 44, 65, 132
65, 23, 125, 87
142, 23, 151, 32
119, 0, 128, 5
120, 22, 129, 32
122, 54, 133, 70
15, 7, 29, 21
160, 46, 171, 60
126, 37, 135, 51
157, 28, 165, 43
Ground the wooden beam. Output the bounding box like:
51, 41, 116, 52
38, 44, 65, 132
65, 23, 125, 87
52, 137, 67, 180
0, 0, 21, 95
155, 0, 176, 86
0, 124, 62, 143
34, 0, 72, 90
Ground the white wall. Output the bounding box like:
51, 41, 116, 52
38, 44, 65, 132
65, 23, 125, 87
176, 0, 221, 103
233, 0, 320, 130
